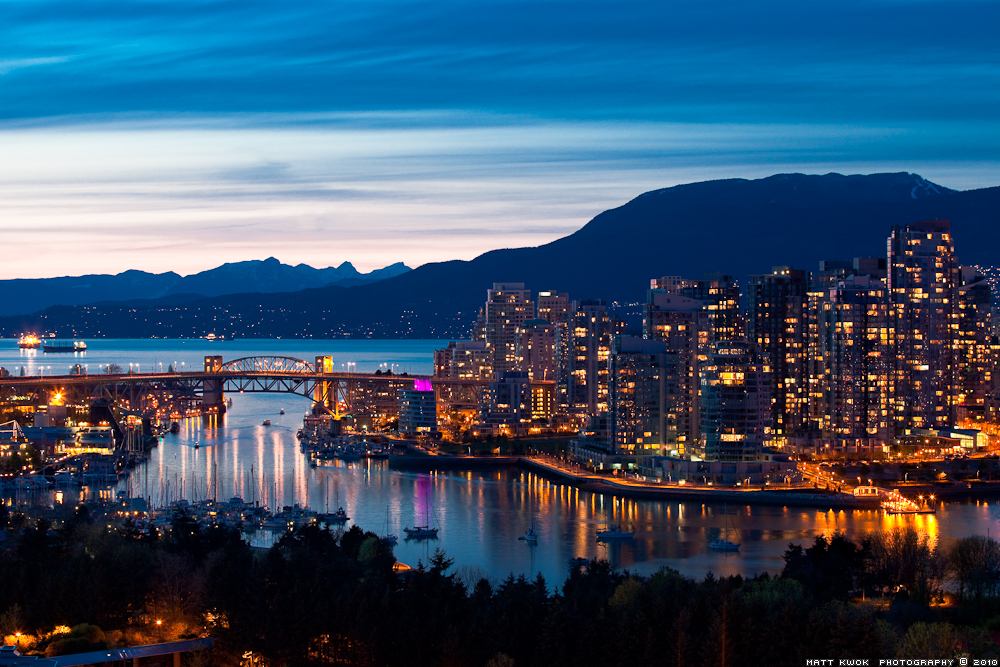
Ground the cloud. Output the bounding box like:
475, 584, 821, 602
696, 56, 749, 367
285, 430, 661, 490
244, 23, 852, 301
0, 56, 74, 75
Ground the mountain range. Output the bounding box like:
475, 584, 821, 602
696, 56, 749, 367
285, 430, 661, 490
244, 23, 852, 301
3, 172, 998, 340
0, 258, 411, 316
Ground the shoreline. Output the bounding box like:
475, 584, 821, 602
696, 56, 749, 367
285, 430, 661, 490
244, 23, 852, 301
388, 454, 1000, 509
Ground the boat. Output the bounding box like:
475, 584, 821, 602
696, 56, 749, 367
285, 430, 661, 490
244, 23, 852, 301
708, 505, 741, 552
43, 340, 87, 353
403, 525, 439, 539
381, 506, 398, 545
321, 507, 349, 524
279, 409, 285, 415
596, 525, 634, 541
262, 420, 271, 426
169, 422, 180, 433
518, 526, 539, 544
404, 504, 439, 540
18, 334, 41, 349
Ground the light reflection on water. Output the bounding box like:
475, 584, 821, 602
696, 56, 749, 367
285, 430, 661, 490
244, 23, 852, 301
1, 339, 995, 585
120, 390, 990, 586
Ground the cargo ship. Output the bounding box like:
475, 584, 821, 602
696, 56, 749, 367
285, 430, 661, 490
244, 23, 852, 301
43, 341, 88, 353
18, 334, 41, 349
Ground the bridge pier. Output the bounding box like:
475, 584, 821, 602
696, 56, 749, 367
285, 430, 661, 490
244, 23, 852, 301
314, 356, 335, 414
203, 356, 227, 420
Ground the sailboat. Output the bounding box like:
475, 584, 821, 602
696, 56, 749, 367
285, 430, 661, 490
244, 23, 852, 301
404, 502, 439, 540
519, 519, 538, 544
708, 504, 741, 552
381, 506, 398, 546
596, 523, 635, 541
596, 498, 634, 541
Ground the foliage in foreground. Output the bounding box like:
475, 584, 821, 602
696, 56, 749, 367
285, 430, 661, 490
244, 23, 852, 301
1, 508, 999, 666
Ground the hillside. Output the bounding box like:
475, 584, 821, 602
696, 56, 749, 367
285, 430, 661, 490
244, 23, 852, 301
4, 172, 998, 339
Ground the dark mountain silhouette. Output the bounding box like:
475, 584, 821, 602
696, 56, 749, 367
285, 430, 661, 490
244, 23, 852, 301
4, 172, 998, 339
0, 258, 411, 317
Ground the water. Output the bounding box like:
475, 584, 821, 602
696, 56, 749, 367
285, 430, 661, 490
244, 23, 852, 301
5, 338, 1000, 587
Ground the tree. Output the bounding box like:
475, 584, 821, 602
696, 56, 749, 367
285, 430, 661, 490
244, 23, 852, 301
949, 534, 1000, 601
105, 364, 124, 374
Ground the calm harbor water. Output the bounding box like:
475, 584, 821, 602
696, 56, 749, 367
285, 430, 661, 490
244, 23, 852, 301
4, 338, 1000, 586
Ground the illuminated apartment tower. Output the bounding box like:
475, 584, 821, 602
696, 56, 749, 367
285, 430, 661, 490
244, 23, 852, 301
888, 220, 960, 429
516, 319, 557, 381
537, 291, 571, 324
700, 340, 771, 461
609, 336, 668, 454
805, 258, 889, 435
817, 275, 894, 441
537, 290, 572, 411
643, 288, 702, 449
746, 267, 808, 442
956, 268, 993, 411
476, 283, 535, 378
568, 300, 612, 415
433, 340, 493, 380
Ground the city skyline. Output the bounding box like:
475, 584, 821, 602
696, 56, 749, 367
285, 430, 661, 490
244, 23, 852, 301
0, 0, 998, 278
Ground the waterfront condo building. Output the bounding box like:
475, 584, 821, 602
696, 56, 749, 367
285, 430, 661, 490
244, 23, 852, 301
887, 219, 960, 429
568, 300, 612, 415
956, 268, 994, 413
535, 290, 573, 412
700, 340, 772, 462
609, 336, 668, 455
643, 288, 702, 449
399, 388, 438, 435
747, 266, 808, 443
474, 283, 535, 378
816, 275, 895, 442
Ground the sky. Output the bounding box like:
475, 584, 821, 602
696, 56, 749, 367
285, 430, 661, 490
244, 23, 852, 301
0, 0, 998, 279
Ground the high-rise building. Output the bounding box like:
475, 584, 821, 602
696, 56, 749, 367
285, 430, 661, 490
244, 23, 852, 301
476, 283, 535, 378
888, 219, 960, 429
609, 336, 668, 454
568, 300, 611, 415
537, 291, 571, 324
536, 291, 572, 413
433, 340, 493, 380
643, 289, 702, 447
483, 371, 554, 432
399, 387, 438, 435
817, 275, 894, 441
957, 267, 993, 410
700, 340, 771, 461
516, 319, 557, 381
805, 257, 888, 436
747, 266, 808, 442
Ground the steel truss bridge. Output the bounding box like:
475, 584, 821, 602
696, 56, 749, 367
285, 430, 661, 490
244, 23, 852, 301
0, 355, 551, 421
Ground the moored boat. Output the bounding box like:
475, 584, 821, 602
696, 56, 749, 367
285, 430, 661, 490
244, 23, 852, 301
596, 525, 634, 541
18, 334, 41, 349
708, 505, 741, 552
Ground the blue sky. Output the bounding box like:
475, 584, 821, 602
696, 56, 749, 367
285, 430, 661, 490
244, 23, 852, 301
0, 0, 997, 278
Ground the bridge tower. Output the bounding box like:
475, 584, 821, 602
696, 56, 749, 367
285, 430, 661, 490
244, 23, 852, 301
203, 356, 226, 419
313, 356, 335, 414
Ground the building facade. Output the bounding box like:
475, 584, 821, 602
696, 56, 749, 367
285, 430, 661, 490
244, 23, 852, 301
700, 340, 771, 462
888, 219, 960, 429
